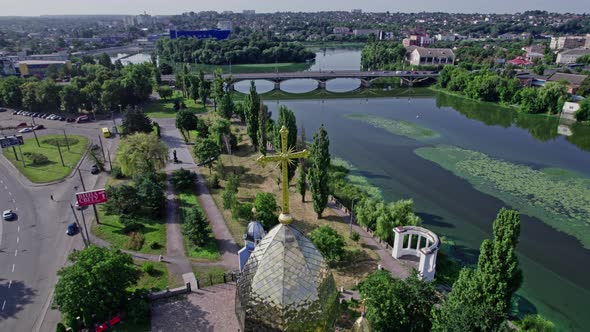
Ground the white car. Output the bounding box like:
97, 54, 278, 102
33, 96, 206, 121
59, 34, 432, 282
3, 209, 15, 220
18, 127, 32, 133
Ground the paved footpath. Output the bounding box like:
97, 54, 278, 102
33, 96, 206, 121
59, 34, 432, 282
327, 200, 410, 280
159, 118, 239, 271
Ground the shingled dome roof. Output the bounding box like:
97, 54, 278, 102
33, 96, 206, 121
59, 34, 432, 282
235, 223, 338, 331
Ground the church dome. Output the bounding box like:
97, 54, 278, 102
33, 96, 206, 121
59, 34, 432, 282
245, 221, 266, 244
235, 223, 338, 331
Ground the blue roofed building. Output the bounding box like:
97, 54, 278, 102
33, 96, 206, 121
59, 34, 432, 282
169, 29, 231, 40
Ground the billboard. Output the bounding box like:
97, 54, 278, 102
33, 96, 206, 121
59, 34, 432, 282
169, 29, 230, 40
0, 135, 24, 149
76, 189, 108, 207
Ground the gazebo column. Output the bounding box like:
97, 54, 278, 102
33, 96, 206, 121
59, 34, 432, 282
392, 227, 405, 259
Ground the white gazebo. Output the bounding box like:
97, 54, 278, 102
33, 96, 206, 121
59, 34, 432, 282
391, 226, 440, 281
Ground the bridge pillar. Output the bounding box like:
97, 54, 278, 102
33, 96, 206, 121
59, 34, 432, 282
228, 84, 235, 92
274, 81, 281, 91
360, 79, 371, 88
317, 80, 327, 90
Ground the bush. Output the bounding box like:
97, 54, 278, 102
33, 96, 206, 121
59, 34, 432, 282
126, 289, 151, 324
520, 315, 556, 332
126, 232, 145, 251
142, 262, 156, 275
149, 241, 162, 250
350, 231, 361, 243
208, 174, 220, 189
24, 152, 49, 165
170, 168, 196, 192
55, 322, 67, 332
309, 226, 345, 265
111, 166, 124, 179
232, 202, 254, 221
183, 206, 211, 246
222, 187, 237, 209
255, 192, 278, 230
215, 160, 226, 180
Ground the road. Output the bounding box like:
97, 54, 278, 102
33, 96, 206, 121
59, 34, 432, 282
161, 69, 440, 82
0, 111, 120, 332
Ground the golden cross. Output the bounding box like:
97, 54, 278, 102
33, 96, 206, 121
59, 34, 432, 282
257, 125, 309, 225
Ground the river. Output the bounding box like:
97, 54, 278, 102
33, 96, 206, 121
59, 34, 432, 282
238, 48, 590, 331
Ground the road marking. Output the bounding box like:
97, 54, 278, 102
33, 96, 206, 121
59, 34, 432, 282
15, 207, 18, 211
11, 264, 15, 273
3, 185, 7, 190
17, 226, 20, 232
14, 249, 17, 257
2, 300, 5, 311
8, 191, 11, 196
8, 280, 12, 288
16, 236, 19, 243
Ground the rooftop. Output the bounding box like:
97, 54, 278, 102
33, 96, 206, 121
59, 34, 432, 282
547, 72, 589, 86
559, 48, 590, 56
413, 47, 455, 57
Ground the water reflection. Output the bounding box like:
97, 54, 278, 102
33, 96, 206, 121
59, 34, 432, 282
279, 79, 318, 93
326, 78, 361, 92
234, 80, 274, 94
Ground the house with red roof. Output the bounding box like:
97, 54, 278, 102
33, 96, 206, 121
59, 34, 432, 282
507, 56, 533, 66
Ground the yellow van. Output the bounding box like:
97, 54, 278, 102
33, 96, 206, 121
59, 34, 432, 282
102, 127, 111, 138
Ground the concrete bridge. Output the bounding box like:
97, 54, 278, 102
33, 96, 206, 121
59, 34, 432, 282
162, 70, 438, 90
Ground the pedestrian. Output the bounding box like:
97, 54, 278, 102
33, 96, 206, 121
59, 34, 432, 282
50, 194, 54, 201
159, 255, 164, 262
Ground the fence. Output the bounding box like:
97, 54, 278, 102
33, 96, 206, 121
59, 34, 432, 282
195, 271, 238, 289
148, 283, 191, 300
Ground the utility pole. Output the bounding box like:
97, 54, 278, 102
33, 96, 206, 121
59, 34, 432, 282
107, 149, 113, 171
63, 129, 70, 151
77, 168, 86, 191
17, 143, 25, 168
98, 134, 106, 161
32, 127, 40, 147
70, 203, 88, 248
57, 141, 65, 167
79, 207, 91, 246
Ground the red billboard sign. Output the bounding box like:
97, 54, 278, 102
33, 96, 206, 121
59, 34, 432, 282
76, 189, 108, 207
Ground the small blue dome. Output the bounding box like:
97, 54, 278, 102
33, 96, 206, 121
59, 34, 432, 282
245, 221, 265, 244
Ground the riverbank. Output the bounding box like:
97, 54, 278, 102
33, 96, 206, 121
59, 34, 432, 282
170, 61, 312, 74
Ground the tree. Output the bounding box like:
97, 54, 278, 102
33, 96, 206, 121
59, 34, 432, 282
60, 84, 81, 113
360, 271, 437, 332
538, 82, 568, 114
157, 85, 173, 99
211, 68, 225, 106
518, 87, 542, 114
198, 70, 209, 105
21, 81, 41, 112
254, 192, 278, 230
355, 198, 380, 231
80, 80, 101, 111
159, 62, 173, 75
222, 174, 240, 209
258, 102, 269, 155
218, 91, 235, 119
183, 205, 210, 246
121, 106, 153, 135
208, 118, 233, 148
577, 76, 590, 97
296, 164, 307, 202
54, 246, 139, 325
187, 74, 200, 103
0, 76, 23, 108
116, 133, 168, 176
175, 109, 198, 138
97, 53, 112, 69
432, 209, 522, 331
520, 315, 556, 332
136, 173, 166, 218
104, 184, 141, 217
170, 168, 196, 192
309, 125, 330, 218
375, 199, 421, 245
244, 81, 260, 149
275, 105, 298, 181
309, 226, 345, 264
194, 138, 219, 174
575, 99, 590, 121
100, 79, 122, 112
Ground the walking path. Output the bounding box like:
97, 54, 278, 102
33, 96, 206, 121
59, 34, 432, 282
164, 175, 192, 285
327, 200, 410, 280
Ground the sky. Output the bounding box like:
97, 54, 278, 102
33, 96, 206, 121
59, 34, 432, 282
1, 0, 588, 16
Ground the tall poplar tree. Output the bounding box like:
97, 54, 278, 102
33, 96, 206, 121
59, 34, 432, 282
296, 164, 307, 202
244, 81, 259, 149
275, 105, 298, 180
309, 125, 330, 218
258, 102, 269, 155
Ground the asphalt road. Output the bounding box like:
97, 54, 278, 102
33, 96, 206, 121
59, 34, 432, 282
0, 111, 120, 332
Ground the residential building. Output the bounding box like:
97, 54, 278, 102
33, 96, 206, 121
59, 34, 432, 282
408, 47, 455, 66
351, 9, 362, 13
547, 72, 589, 94
507, 56, 533, 66
550, 36, 587, 50
497, 32, 530, 40
561, 102, 580, 121
586, 34, 590, 49
403, 34, 434, 47
17, 60, 71, 78
333, 27, 350, 34
217, 20, 233, 31
242, 10, 255, 15
353, 29, 382, 37
435, 34, 456, 42
556, 48, 590, 64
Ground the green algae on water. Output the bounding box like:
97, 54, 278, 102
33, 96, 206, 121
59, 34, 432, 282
415, 145, 590, 249
346, 114, 440, 140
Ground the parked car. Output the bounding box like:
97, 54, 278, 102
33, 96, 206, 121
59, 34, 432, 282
12, 110, 18, 115
16, 122, 27, 127
76, 115, 89, 123
0, 108, 7, 112
3, 210, 15, 221
91, 164, 100, 174
66, 223, 78, 235
75, 201, 87, 210
33, 124, 45, 130
59, 116, 66, 121
66, 117, 75, 123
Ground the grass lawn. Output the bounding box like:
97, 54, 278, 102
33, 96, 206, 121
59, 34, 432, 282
2, 134, 88, 183
198, 114, 379, 288
192, 265, 228, 288
132, 261, 176, 292
144, 91, 207, 118
92, 205, 166, 255
178, 191, 220, 261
